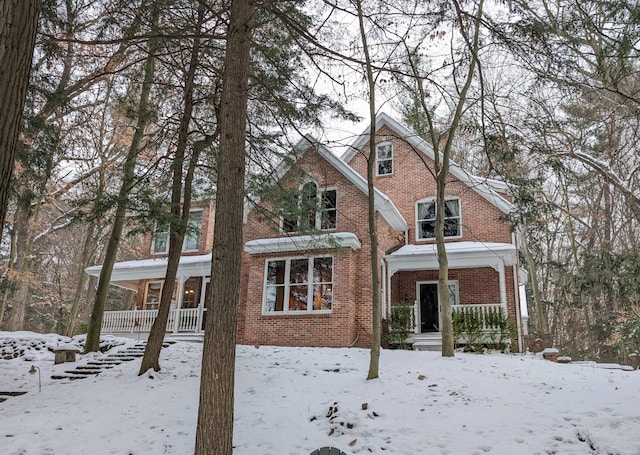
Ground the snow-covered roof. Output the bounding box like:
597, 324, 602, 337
85, 253, 212, 290
244, 232, 361, 254
342, 113, 514, 215
386, 241, 517, 275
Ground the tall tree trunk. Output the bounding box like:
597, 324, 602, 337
0, 222, 17, 327
0, 0, 41, 233
355, 0, 382, 380
65, 220, 97, 336
84, 6, 159, 353
139, 5, 205, 374
194, 0, 253, 453
7, 203, 39, 330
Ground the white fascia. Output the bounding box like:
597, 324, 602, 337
244, 232, 361, 254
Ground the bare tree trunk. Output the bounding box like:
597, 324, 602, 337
0, 222, 17, 327
0, 0, 41, 233
194, 0, 253, 453
84, 6, 159, 353
7, 203, 39, 331
354, 0, 382, 380
520, 232, 548, 340
65, 220, 96, 336
139, 4, 205, 375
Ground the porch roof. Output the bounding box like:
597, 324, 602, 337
244, 232, 361, 255
386, 241, 517, 275
85, 253, 212, 291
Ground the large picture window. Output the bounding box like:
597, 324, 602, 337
152, 210, 203, 254
263, 256, 333, 313
416, 198, 461, 240
282, 182, 337, 233
376, 142, 393, 176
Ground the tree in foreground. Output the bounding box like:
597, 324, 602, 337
194, 0, 253, 453
0, 1, 41, 235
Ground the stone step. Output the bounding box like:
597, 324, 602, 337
0, 391, 27, 402
51, 375, 87, 380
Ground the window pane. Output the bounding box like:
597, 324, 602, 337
312, 283, 333, 310
265, 285, 285, 312
299, 182, 318, 230
377, 159, 392, 175
184, 211, 202, 251
444, 199, 460, 217
267, 261, 286, 285
153, 223, 169, 254
145, 282, 162, 309
444, 219, 460, 237
376, 144, 392, 159
289, 259, 308, 284
313, 257, 333, 282
419, 220, 435, 239
289, 285, 308, 311
448, 284, 458, 306
321, 190, 337, 230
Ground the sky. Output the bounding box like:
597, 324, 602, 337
1, 331, 639, 455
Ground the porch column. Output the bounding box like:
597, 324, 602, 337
173, 276, 187, 333
497, 260, 507, 311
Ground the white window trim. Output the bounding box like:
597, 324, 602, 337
279, 181, 338, 233
375, 142, 393, 176
151, 209, 203, 255
262, 255, 334, 315
415, 196, 462, 241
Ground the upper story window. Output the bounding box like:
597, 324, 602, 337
416, 198, 461, 240
152, 209, 203, 254
376, 142, 393, 176
282, 181, 337, 233
263, 256, 333, 314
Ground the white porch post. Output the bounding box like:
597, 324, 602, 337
196, 277, 208, 333
497, 260, 507, 311
173, 277, 186, 333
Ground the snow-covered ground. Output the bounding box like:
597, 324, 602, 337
1, 331, 638, 455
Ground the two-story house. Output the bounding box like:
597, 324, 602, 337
90, 113, 526, 351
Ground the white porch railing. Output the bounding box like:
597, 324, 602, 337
102, 308, 201, 334
390, 303, 505, 334
451, 304, 505, 331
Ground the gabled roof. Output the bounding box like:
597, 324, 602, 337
341, 112, 514, 215
246, 135, 407, 232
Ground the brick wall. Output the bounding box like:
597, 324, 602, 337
347, 126, 512, 245
239, 145, 403, 348
239, 130, 523, 350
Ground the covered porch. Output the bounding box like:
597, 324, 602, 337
85, 254, 212, 335
383, 241, 522, 351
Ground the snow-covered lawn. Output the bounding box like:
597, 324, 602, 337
1, 331, 638, 455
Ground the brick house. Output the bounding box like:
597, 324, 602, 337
90, 113, 527, 351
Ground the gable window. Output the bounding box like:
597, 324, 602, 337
263, 256, 333, 313
376, 142, 393, 176
152, 209, 203, 254
416, 198, 461, 240
282, 182, 337, 233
